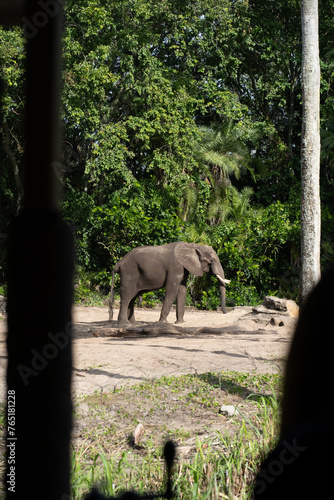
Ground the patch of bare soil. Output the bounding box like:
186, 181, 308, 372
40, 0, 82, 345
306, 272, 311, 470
0, 304, 295, 399
71, 304, 295, 396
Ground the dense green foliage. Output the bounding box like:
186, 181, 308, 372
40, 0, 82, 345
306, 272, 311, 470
1, 0, 334, 306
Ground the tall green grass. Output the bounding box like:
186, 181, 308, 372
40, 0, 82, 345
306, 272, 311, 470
70, 391, 280, 499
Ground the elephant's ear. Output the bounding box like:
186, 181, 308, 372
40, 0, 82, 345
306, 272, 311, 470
174, 242, 203, 276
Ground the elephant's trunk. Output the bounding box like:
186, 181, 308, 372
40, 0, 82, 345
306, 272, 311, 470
218, 281, 227, 314
212, 261, 229, 314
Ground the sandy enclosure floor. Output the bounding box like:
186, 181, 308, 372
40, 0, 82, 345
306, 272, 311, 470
0, 304, 296, 399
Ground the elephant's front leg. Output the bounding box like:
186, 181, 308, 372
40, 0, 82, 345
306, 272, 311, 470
159, 283, 179, 323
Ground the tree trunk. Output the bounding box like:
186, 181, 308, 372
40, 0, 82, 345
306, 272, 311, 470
299, 0, 321, 304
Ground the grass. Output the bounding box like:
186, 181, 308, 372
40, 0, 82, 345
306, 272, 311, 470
70, 371, 282, 499
0, 371, 281, 498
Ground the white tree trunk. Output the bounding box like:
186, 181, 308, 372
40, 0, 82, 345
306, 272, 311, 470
300, 0, 321, 304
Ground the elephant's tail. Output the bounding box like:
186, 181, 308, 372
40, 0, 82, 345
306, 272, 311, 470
108, 264, 118, 321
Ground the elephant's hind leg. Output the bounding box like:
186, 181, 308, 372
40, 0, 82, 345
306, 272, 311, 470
128, 297, 136, 323
117, 274, 137, 325
176, 271, 188, 323
117, 296, 132, 326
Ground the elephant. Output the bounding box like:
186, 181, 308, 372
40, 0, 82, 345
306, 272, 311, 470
109, 242, 230, 325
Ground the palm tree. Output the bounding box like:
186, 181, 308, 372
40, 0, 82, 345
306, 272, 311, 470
197, 121, 255, 225
227, 186, 254, 222
179, 120, 256, 233
196, 121, 252, 185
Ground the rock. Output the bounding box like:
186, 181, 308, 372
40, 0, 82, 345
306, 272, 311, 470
128, 422, 145, 447
249, 305, 295, 328
218, 405, 236, 417
133, 423, 145, 445
285, 300, 299, 317
270, 317, 285, 327
262, 296, 299, 317
0, 295, 6, 315
263, 296, 286, 311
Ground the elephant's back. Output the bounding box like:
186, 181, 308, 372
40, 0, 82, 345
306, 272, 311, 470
116, 242, 181, 269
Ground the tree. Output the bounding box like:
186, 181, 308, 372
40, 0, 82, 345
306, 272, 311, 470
178, 121, 255, 231
196, 123, 254, 226
228, 0, 302, 153
2, 0, 333, 303
0, 27, 25, 218
299, 0, 321, 303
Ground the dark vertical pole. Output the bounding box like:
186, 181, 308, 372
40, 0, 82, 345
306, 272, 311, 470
23, 0, 62, 211
5, 1, 74, 499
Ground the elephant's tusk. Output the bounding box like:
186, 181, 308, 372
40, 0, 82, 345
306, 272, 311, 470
216, 274, 231, 285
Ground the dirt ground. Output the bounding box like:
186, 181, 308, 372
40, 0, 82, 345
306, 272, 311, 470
0, 302, 298, 401
0, 304, 296, 400
70, 304, 296, 396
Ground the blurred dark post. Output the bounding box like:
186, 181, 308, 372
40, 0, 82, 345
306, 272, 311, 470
2, 1, 74, 499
